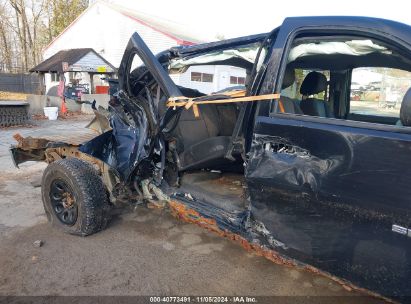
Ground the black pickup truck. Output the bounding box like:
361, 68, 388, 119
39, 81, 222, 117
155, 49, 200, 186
11, 16, 411, 302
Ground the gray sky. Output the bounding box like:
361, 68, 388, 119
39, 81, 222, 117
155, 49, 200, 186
114, 0, 410, 40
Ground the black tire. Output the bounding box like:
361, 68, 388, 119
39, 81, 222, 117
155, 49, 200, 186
41, 158, 110, 236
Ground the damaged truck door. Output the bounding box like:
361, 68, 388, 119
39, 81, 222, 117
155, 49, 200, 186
246, 17, 411, 299
79, 33, 183, 184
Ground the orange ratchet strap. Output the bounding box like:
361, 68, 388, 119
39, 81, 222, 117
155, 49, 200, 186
167, 93, 281, 117
278, 100, 285, 113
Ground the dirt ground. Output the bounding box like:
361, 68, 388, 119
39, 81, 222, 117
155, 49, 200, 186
0, 116, 387, 303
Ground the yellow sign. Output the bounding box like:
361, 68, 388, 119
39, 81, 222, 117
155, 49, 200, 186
96, 66, 107, 73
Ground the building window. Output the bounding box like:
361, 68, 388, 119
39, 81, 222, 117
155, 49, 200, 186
202, 73, 213, 83
230, 76, 246, 85
191, 72, 214, 83
50, 72, 59, 82
68, 72, 76, 81
191, 72, 202, 82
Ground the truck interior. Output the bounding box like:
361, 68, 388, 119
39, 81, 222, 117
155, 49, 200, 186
119, 32, 411, 217
276, 36, 411, 128
167, 84, 251, 213
124, 42, 261, 216
164, 82, 248, 215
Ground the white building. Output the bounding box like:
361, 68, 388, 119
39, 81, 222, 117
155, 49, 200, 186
38, 0, 246, 95
31, 48, 116, 94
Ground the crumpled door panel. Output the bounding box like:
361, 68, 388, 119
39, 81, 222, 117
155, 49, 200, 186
246, 115, 411, 300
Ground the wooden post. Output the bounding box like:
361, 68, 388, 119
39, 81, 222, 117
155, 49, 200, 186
90, 73, 95, 94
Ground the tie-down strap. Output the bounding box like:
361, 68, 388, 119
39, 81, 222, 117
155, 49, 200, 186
166, 93, 281, 117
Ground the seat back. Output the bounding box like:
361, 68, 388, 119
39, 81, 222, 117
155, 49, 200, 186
300, 71, 332, 117
400, 87, 411, 126
169, 87, 238, 153
300, 98, 331, 117
279, 66, 303, 114
280, 96, 303, 114
173, 104, 220, 152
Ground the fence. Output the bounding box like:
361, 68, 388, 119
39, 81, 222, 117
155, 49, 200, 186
0, 73, 41, 94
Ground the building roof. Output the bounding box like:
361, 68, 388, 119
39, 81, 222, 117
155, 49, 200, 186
30, 48, 116, 73
43, 1, 206, 53
105, 2, 205, 45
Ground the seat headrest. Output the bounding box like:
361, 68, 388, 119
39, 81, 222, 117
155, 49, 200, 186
400, 88, 411, 126
282, 66, 295, 90
300, 71, 328, 96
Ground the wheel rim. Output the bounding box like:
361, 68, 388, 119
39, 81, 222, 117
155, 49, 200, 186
49, 179, 78, 226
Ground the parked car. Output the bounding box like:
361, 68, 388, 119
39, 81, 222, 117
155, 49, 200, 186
10, 16, 411, 302
366, 81, 381, 91
350, 81, 364, 92
63, 82, 90, 102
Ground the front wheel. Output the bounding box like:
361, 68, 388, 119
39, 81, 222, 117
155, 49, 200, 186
41, 158, 110, 236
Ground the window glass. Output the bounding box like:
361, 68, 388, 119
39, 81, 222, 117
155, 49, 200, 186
190, 72, 213, 83
275, 35, 411, 126
280, 69, 330, 100
230, 76, 246, 85
237, 77, 245, 85
191, 72, 202, 82
51, 72, 58, 82
202, 73, 213, 83
350, 68, 411, 118
68, 72, 77, 82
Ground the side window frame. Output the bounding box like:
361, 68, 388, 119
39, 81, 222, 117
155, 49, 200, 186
118, 32, 182, 99
263, 25, 411, 132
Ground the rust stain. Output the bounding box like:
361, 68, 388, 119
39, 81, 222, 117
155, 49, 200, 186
12, 133, 23, 144
208, 175, 244, 187
166, 199, 393, 303
168, 200, 297, 268
13, 134, 50, 150
13, 133, 96, 148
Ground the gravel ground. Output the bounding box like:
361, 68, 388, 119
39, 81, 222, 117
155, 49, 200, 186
0, 116, 387, 303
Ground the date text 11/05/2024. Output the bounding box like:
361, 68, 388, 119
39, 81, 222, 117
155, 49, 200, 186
149, 296, 257, 303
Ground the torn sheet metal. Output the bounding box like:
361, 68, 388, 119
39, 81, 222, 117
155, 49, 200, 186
167, 198, 387, 302
246, 115, 411, 301
79, 109, 152, 182
246, 134, 344, 194
171, 191, 248, 234
79, 32, 181, 183
85, 108, 111, 134
141, 181, 388, 303
10, 132, 98, 167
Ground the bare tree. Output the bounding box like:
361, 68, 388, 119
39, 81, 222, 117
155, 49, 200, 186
29, 0, 46, 65
9, 0, 28, 70
0, 2, 13, 71
0, 0, 87, 72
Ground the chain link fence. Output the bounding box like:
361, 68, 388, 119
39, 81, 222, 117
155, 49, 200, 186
0, 73, 41, 94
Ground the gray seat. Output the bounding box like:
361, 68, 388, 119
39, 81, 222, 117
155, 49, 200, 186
300, 71, 333, 117
279, 67, 303, 114
397, 88, 411, 126
171, 87, 240, 172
